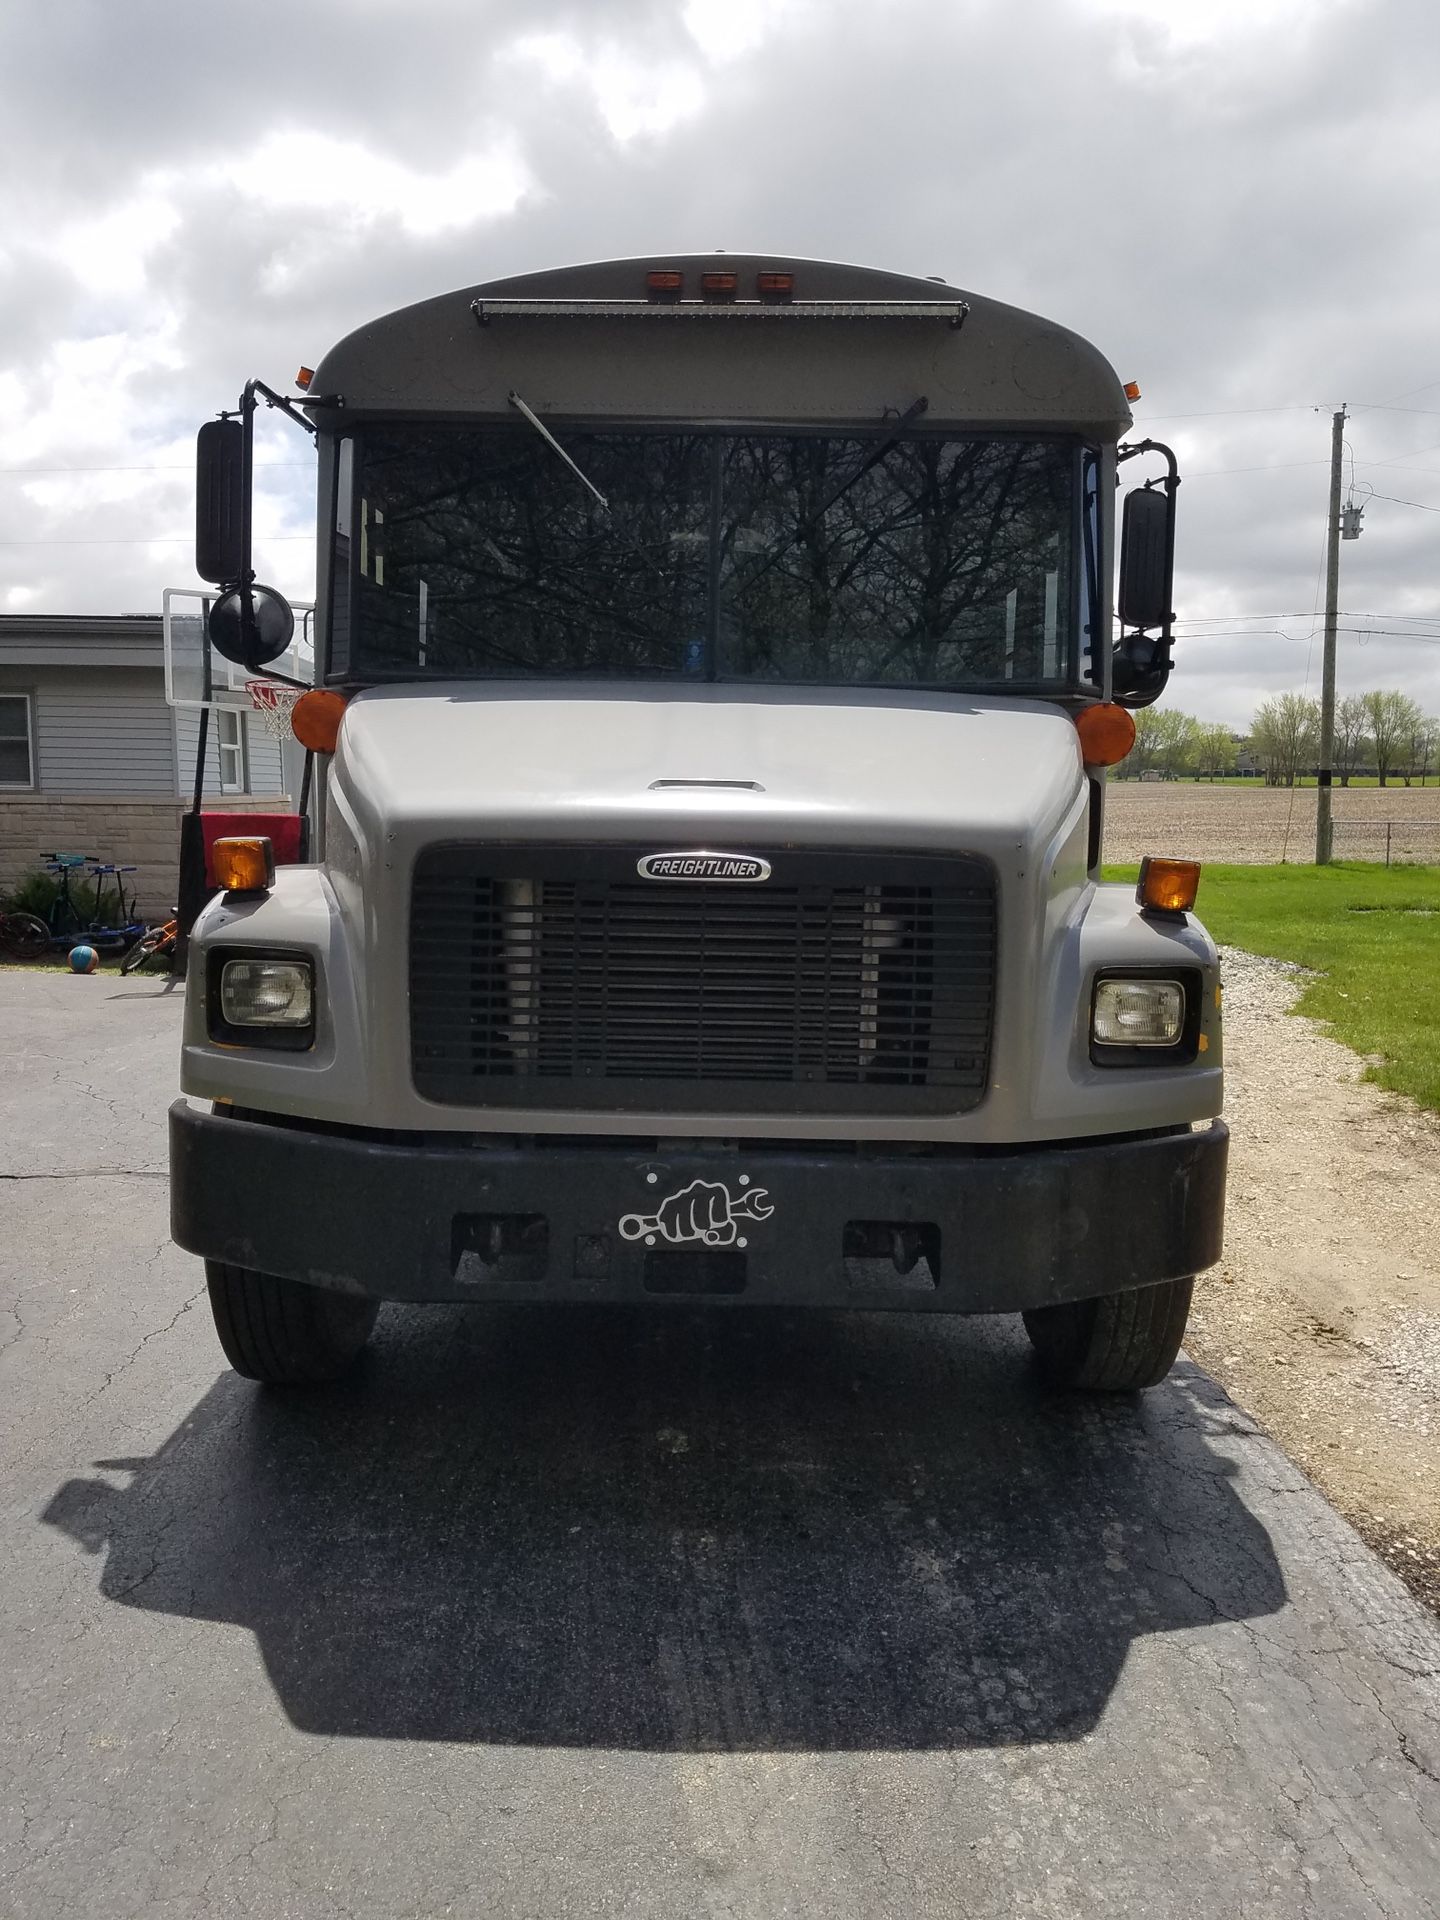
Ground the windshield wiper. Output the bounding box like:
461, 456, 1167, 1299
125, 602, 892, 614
507, 390, 609, 511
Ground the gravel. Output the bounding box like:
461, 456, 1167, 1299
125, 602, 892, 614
1185, 944, 1440, 1612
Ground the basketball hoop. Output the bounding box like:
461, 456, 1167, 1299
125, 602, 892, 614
245, 679, 304, 740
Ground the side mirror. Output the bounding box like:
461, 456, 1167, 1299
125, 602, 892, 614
206, 585, 295, 670
1117, 485, 1173, 630
196, 419, 246, 584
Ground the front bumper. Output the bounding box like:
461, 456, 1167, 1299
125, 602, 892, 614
170, 1102, 1227, 1312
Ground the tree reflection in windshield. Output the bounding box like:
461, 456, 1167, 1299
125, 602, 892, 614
354, 426, 1075, 688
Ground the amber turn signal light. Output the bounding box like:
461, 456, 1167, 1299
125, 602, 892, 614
213, 836, 275, 895
1074, 702, 1137, 767
290, 689, 348, 754
1137, 856, 1202, 916
295, 366, 315, 390
1124, 379, 1142, 402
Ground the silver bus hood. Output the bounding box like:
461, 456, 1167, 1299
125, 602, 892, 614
330, 682, 1086, 863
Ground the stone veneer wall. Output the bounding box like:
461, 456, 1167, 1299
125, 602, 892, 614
0, 794, 289, 919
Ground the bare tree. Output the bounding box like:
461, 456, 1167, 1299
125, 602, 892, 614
1119, 706, 1196, 779
1334, 695, 1369, 788
1360, 689, 1424, 788
1402, 712, 1439, 787
1193, 721, 1238, 780
1250, 693, 1319, 787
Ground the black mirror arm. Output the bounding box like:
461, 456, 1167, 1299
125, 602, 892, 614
209, 379, 337, 594
1113, 438, 1180, 710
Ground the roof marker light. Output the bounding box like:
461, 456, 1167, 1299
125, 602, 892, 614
646, 270, 684, 302
701, 271, 738, 302
757, 271, 794, 301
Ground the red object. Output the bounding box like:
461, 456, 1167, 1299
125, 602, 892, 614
200, 812, 303, 886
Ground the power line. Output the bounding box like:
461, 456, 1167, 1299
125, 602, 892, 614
1129, 404, 1317, 422
1371, 377, 1440, 406
1183, 459, 1328, 479
0, 461, 309, 475
1174, 609, 1440, 624
1175, 626, 1440, 644
0, 535, 312, 547
1367, 492, 1440, 514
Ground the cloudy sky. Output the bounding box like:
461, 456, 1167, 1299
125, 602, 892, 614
2, 0, 1437, 728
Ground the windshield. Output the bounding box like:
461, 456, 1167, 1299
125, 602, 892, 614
341, 425, 1080, 690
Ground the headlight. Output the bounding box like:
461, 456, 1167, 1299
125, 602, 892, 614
210, 956, 316, 1050
1092, 977, 1185, 1049
220, 958, 313, 1026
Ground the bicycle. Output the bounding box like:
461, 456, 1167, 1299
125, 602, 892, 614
1, 855, 146, 960
119, 912, 179, 976
0, 852, 97, 958
84, 862, 145, 951
0, 907, 50, 959
39, 852, 98, 941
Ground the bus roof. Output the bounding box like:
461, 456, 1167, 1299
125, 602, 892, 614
308, 253, 1132, 437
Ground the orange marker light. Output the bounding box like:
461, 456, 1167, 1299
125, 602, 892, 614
1137, 856, 1202, 915
290, 688, 348, 755
646, 270, 684, 301
213, 836, 274, 894
1124, 380, 1142, 402
295, 366, 315, 390
757, 271, 794, 299
1074, 702, 1137, 766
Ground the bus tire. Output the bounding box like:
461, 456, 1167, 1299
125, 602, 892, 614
205, 1261, 378, 1385
1022, 1276, 1194, 1392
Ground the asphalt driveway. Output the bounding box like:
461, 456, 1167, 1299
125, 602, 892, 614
1, 969, 1438, 1917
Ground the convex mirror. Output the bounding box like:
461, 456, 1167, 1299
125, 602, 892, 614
206, 585, 295, 669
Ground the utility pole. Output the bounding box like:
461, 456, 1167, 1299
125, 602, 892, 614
1315, 405, 1346, 865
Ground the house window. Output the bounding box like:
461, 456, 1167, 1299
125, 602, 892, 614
0, 694, 34, 788
217, 708, 248, 794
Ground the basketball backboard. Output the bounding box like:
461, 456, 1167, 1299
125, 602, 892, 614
163, 587, 315, 710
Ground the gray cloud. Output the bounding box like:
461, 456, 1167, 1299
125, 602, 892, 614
3, 0, 1437, 722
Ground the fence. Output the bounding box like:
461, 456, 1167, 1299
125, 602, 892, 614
1329, 820, 1440, 866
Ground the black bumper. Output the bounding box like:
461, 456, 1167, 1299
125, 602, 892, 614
170, 1102, 1227, 1313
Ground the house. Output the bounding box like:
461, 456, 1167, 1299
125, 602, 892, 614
0, 614, 293, 916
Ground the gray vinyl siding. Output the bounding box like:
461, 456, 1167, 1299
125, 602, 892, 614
174, 704, 288, 802
0, 666, 174, 794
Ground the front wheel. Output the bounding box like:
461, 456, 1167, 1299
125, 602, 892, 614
1023, 1276, 1194, 1392
0, 912, 50, 959
120, 929, 169, 975
205, 1262, 378, 1385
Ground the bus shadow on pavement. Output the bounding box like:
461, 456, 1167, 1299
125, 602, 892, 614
43, 1305, 1286, 1750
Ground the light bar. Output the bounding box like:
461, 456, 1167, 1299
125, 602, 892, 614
472, 298, 969, 327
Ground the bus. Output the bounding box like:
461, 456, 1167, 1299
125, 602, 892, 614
169, 252, 1225, 1394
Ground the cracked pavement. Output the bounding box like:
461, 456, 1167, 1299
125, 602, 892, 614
1, 969, 1438, 1917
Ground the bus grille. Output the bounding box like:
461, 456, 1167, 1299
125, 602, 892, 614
409, 846, 996, 1115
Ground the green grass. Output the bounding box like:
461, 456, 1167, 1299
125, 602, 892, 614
1103, 862, 1440, 1112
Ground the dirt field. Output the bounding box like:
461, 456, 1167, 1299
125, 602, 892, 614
1188, 947, 1440, 1613
1106, 781, 1440, 865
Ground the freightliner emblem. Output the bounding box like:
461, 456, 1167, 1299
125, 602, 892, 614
637, 852, 771, 882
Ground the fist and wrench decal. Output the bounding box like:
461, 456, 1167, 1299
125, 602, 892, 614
619, 1177, 775, 1248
